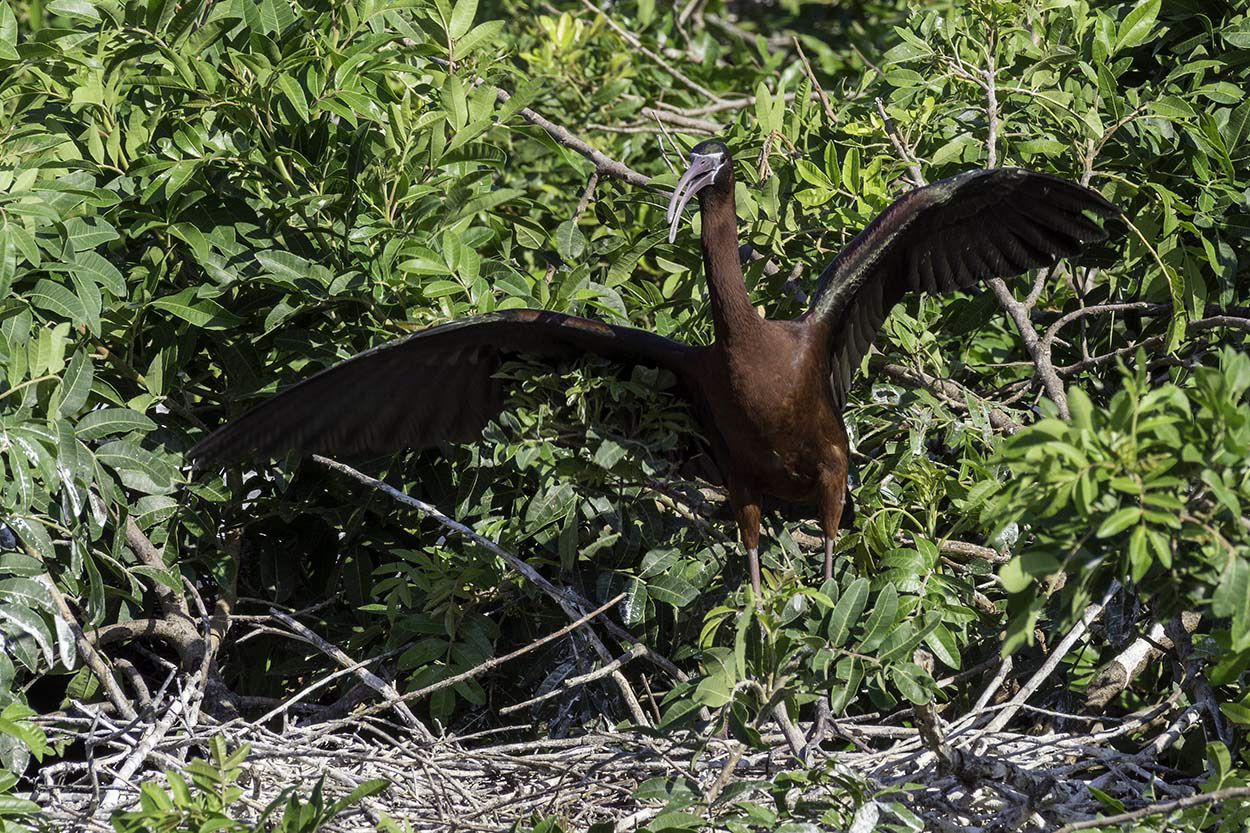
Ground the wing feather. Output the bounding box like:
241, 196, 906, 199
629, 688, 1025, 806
806, 168, 1116, 409
189, 309, 697, 466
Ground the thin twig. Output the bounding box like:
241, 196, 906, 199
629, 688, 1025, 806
269, 609, 434, 740
793, 38, 836, 125
1052, 786, 1250, 833
574, 0, 725, 102
496, 88, 654, 189
875, 98, 925, 187
983, 581, 1121, 733
311, 455, 652, 727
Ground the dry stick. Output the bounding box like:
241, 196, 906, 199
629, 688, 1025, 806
269, 609, 434, 741
873, 360, 1022, 434
95, 669, 203, 817
124, 518, 189, 620
772, 702, 809, 763
793, 37, 836, 124
874, 98, 925, 187
967, 655, 1013, 720
574, 0, 725, 103
639, 107, 722, 134
1041, 302, 1250, 356
654, 89, 813, 118
1052, 786, 1250, 833
47, 578, 139, 723
1085, 612, 1200, 710
311, 455, 651, 727
984, 50, 1000, 168
180, 594, 231, 742
989, 277, 1069, 415
982, 581, 1121, 734
496, 88, 654, 190
363, 593, 626, 721
500, 641, 646, 715
249, 648, 389, 728
1054, 313, 1250, 377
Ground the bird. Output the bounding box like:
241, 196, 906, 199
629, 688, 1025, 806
189, 139, 1116, 596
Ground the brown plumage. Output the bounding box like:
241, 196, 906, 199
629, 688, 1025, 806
189, 139, 1116, 594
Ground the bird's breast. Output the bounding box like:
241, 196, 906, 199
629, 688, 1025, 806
704, 324, 845, 498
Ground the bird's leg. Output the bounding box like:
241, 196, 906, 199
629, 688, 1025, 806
730, 487, 763, 596
818, 467, 848, 583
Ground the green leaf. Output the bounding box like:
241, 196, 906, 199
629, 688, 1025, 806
0, 579, 55, 615
554, 220, 586, 261
72, 251, 126, 297
857, 584, 897, 651
1219, 702, 1250, 725
76, 408, 157, 441
923, 623, 960, 670
448, 0, 479, 40
648, 574, 698, 608
0, 2, 17, 62
58, 350, 93, 417
277, 74, 309, 123
1114, 0, 1159, 53
826, 577, 868, 647
795, 159, 833, 189
0, 225, 14, 298
150, 289, 245, 330
1150, 95, 1195, 120
29, 279, 89, 328
46, 0, 100, 21
1096, 507, 1142, 537
0, 604, 54, 667
7, 518, 53, 562
456, 19, 504, 56
1214, 557, 1250, 650
607, 231, 665, 286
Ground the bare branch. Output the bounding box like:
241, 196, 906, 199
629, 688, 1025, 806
1052, 786, 1250, 833
875, 98, 925, 187
793, 38, 836, 125
268, 609, 434, 740
311, 455, 653, 727
124, 518, 189, 620
496, 88, 655, 189
982, 581, 1121, 733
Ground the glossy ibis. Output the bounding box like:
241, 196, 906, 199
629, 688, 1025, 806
190, 140, 1116, 594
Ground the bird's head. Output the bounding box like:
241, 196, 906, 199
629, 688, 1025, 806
666, 140, 734, 243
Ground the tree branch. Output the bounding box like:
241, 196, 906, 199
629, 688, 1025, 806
496, 88, 655, 189
312, 455, 653, 727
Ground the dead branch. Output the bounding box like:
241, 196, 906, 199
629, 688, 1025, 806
311, 455, 652, 727
1052, 786, 1250, 833
1085, 612, 1199, 709
982, 582, 1121, 733
496, 88, 655, 189
268, 609, 432, 740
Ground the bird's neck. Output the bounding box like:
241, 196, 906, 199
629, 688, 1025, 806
698, 190, 759, 342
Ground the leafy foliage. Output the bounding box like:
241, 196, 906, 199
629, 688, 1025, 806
0, 0, 1248, 828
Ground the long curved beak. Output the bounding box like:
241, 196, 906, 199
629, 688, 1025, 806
666, 155, 720, 244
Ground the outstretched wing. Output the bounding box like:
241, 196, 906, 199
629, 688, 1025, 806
188, 309, 698, 466
804, 168, 1117, 409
